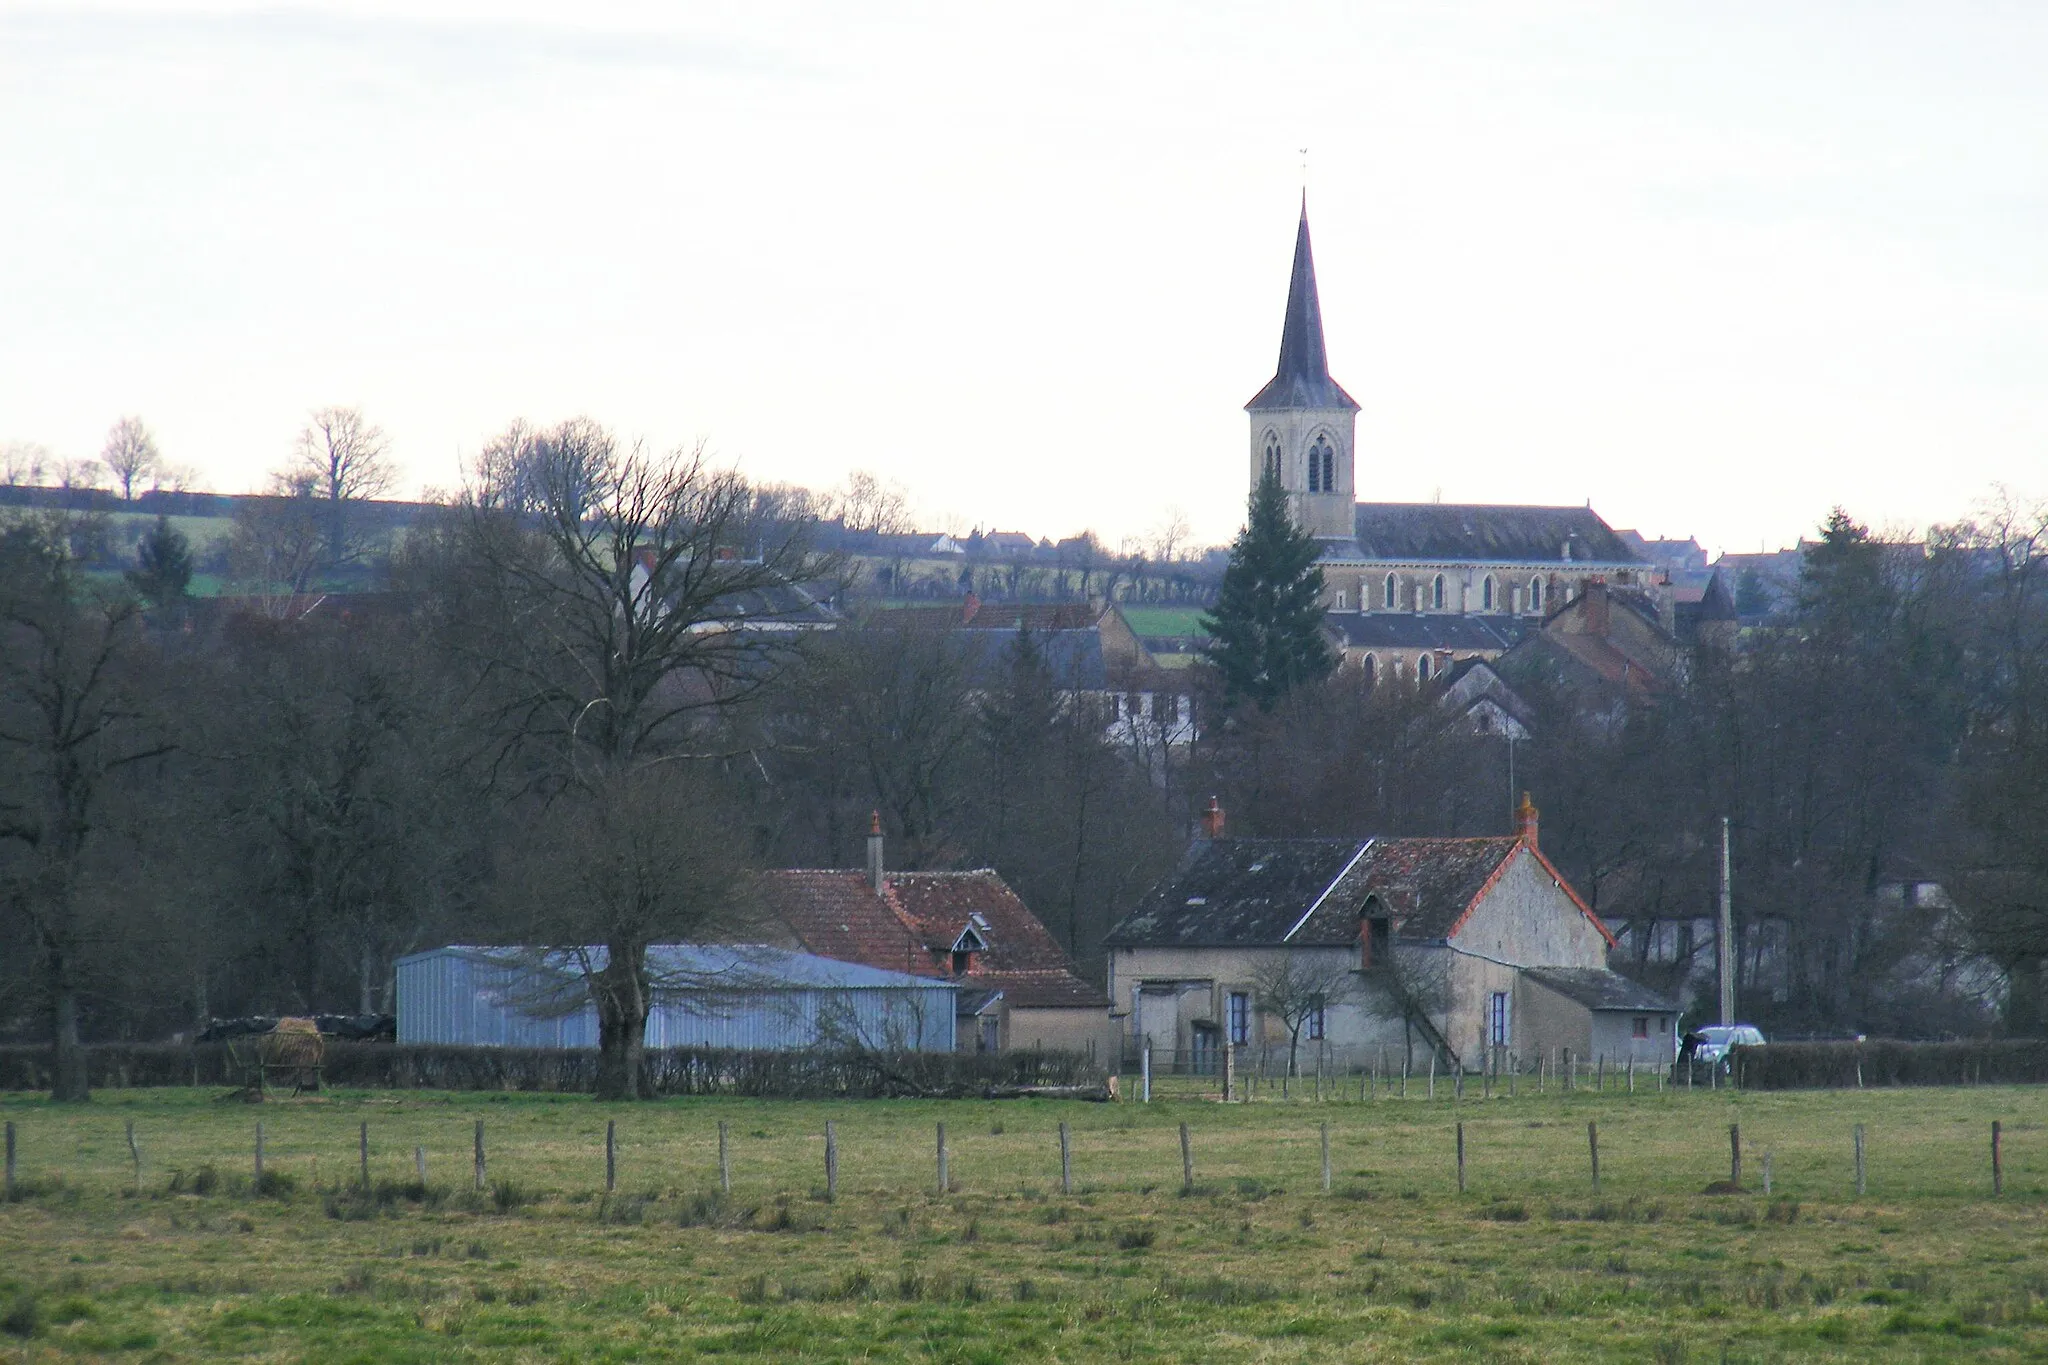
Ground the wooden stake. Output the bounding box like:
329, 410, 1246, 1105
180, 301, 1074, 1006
4, 1121, 14, 1201
359, 1121, 370, 1190
1179, 1122, 1193, 1193
1456, 1122, 1466, 1194
825, 1121, 838, 1201
1509, 1053, 1518, 1098
1428, 1053, 1436, 1101
254, 1121, 264, 1185
1224, 1043, 1235, 1103
414, 1146, 426, 1185
1762, 1150, 1772, 1195
605, 1119, 617, 1193
1597, 1055, 1605, 1091
718, 1121, 731, 1194
1320, 1122, 1331, 1193
1587, 1120, 1600, 1193
1853, 1123, 1866, 1197
473, 1120, 485, 1192
936, 1122, 949, 1195
1729, 1124, 1741, 1187
1141, 1045, 1151, 1103
1059, 1121, 1073, 1195
126, 1120, 141, 1189
1627, 1056, 1635, 1094
1993, 1120, 2004, 1197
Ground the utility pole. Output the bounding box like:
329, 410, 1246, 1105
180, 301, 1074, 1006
1718, 816, 1735, 1027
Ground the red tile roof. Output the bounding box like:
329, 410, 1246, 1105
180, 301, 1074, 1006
758, 868, 1106, 1010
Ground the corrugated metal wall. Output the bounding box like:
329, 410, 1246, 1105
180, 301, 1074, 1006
397, 949, 956, 1052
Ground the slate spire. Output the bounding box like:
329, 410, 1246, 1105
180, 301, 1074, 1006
1246, 200, 1359, 412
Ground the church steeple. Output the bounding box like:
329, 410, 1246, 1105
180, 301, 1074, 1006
1245, 200, 1360, 542
1246, 201, 1359, 413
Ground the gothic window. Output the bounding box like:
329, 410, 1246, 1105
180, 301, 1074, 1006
1262, 434, 1281, 483
1383, 573, 1397, 609
1308, 435, 1335, 493
1529, 577, 1544, 612
1431, 574, 1445, 610
1362, 653, 1377, 686
1481, 575, 1496, 611
1417, 653, 1432, 681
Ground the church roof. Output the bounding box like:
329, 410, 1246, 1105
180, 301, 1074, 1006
1323, 613, 1530, 653
1349, 504, 1640, 565
1696, 569, 1738, 622
1245, 205, 1359, 413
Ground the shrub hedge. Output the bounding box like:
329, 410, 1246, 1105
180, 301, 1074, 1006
1732, 1039, 2048, 1090
0, 1041, 1102, 1098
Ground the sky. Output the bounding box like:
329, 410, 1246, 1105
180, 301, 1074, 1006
3, 2, 2045, 558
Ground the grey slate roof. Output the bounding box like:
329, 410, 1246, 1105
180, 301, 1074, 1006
1696, 570, 1738, 622
1349, 504, 1641, 565
1244, 206, 1359, 413
1521, 967, 1679, 1013
1105, 836, 1538, 949
1324, 613, 1531, 652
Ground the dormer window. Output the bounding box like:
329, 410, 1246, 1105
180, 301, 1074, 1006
1359, 903, 1391, 970
948, 919, 989, 976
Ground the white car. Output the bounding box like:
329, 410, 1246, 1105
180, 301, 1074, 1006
1691, 1024, 1766, 1068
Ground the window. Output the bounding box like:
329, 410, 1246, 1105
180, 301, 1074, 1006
1383, 573, 1398, 609
1362, 653, 1377, 686
1632, 1016, 1649, 1039
1155, 694, 1177, 724
1306, 1003, 1326, 1040
1124, 693, 1142, 720
1416, 653, 1432, 681
1334, 591, 1346, 610
1308, 435, 1335, 493
1528, 577, 1543, 612
1359, 907, 1390, 969
1227, 992, 1250, 1045
1490, 992, 1509, 1047
1481, 575, 1495, 611
1431, 574, 1446, 610
1262, 434, 1281, 483
1307, 441, 1321, 491
1658, 1016, 1669, 1033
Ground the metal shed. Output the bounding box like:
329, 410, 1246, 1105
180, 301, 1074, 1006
396, 944, 957, 1052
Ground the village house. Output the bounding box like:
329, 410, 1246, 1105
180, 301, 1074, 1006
755, 820, 1115, 1058
1101, 796, 1678, 1073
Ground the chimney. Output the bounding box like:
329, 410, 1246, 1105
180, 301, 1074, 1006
866, 811, 885, 893
1514, 791, 1539, 850
1584, 577, 1611, 636
1199, 795, 1225, 841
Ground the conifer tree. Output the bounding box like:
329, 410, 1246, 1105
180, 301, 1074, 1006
127, 515, 194, 608
1202, 472, 1336, 711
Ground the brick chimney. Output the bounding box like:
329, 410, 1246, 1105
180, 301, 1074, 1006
1514, 791, 1539, 850
1199, 795, 1225, 840
866, 810, 885, 893
1584, 577, 1611, 636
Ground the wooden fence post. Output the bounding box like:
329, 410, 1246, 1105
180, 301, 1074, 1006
1729, 1124, 1741, 1187
1142, 1044, 1152, 1104
1853, 1124, 1866, 1197
1627, 1056, 1635, 1095
1454, 1064, 1463, 1102
1587, 1120, 1600, 1193
1224, 1043, 1235, 1103
605, 1119, 617, 1194
825, 1121, 838, 1202
1321, 1122, 1331, 1193
718, 1121, 731, 1195
1993, 1121, 2003, 1197
1428, 1052, 1437, 1101
1179, 1122, 1193, 1194
1597, 1055, 1605, 1092
1509, 1053, 1518, 1099
1059, 1121, 1073, 1195
254, 1121, 264, 1186
359, 1122, 370, 1190
1762, 1150, 1772, 1196
936, 1122, 948, 1195
473, 1120, 485, 1192
414, 1146, 426, 1185
126, 1120, 142, 1190
4, 1121, 13, 1201
1401, 1054, 1409, 1099
1455, 1122, 1466, 1194
1564, 1049, 1575, 1093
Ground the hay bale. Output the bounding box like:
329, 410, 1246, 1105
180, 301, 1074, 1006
258, 1018, 326, 1093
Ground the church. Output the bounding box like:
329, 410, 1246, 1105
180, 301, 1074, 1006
1245, 204, 1650, 681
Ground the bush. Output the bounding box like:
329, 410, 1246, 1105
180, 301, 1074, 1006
1733, 1039, 2048, 1090
1, 1294, 39, 1339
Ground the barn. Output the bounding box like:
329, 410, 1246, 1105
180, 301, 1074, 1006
395, 944, 957, 1052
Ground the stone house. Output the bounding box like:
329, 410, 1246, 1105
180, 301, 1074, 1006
755, 822, 1114, 1058
1101, 797, 1678, 1072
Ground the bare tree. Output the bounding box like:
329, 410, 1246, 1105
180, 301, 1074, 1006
454, 422, 837, 1097
1363, 944, 1456, 1072
1250, 953, 1357, 1077
836, 468, 911, 535
0, 515, 170, 1100
101, 417, 161, 501
2, 441, 50, 487
225, 493, 326, 600
57, 455, 105, 492
289, 407, 395, 572
1147, 507, 1192, 565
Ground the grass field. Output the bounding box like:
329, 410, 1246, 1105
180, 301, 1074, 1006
3, 1083, 2047, 1361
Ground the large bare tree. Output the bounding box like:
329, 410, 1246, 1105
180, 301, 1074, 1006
289, 406, 395, 572
0, 515, 169, 1100
100, 417, 160, 501
456, 419, 837, 1098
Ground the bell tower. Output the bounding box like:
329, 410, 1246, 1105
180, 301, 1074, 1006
1245, 201, 1358, 541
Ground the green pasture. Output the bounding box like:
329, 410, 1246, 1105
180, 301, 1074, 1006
1119, 606, 1209, 638
3, 1084, 2046, 1361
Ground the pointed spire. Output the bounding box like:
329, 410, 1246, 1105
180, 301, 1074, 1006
1246, 202, 1359, 412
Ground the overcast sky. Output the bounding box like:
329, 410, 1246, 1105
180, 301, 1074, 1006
3, 2, 2044, 556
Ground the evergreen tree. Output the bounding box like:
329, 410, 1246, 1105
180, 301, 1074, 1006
1201, 472, 1336, 711
126, 515, 193, 608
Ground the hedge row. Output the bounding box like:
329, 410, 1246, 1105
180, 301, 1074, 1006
0, 1041, 1103, 1099
1732, 1039, 2048, 1089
